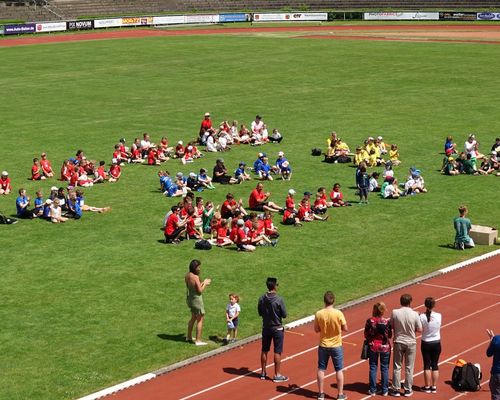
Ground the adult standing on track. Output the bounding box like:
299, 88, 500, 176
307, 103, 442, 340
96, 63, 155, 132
258, 277, 289, 383
364, 302, 392, 397
487, 329, 500, 400
185, 259, 211, 346
314, 291, 348, 400
419, 297, 442, 394
390, 293, 422, 397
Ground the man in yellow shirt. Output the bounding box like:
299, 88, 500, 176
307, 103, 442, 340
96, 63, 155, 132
314, 291, 348, 400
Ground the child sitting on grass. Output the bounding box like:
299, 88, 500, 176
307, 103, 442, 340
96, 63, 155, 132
389, 144, 401, 166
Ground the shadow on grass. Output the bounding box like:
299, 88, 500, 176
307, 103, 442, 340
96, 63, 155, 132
438, 244, 459, 250
156, 333, 187, 342
275, 383, 319, 398
209, 335, 226, 344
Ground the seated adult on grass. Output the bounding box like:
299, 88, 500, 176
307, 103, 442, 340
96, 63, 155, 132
248, 182, 282, 213
453, 205, 474, 250
213, 159, 238, 185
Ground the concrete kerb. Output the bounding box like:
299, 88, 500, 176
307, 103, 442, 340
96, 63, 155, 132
77, 248, 500, 400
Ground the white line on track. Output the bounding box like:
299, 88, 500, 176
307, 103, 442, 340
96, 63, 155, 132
420, 281, 500, 297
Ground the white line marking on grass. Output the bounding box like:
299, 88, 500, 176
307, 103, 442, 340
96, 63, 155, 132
439, 249, 500, 273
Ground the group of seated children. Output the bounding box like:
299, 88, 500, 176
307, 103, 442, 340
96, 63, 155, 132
253, 151, 292, 181
162, 192, 279, 250
158, 151, 293, 198
199, 113, 283, 152
353, 135, 400, 167
60, 151, 122, 186
15, 186, 110, 223
356, 161, 427, 202
442, 135, 499, 176
324, 132, 352, 163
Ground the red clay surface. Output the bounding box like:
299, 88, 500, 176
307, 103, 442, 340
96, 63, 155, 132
104, 254, 499, 400
2, 24, 500, 47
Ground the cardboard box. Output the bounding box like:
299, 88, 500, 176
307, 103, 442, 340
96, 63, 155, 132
470, 225, 498, 246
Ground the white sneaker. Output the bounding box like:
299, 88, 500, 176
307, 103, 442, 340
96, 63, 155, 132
194, 341, 207, 346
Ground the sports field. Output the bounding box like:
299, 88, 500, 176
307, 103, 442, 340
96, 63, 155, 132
0, 24, 499, 400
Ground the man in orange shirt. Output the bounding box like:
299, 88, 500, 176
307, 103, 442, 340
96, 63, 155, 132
314, 291, 348, 400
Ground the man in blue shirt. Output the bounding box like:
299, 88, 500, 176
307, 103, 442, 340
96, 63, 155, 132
487, 329, 500, 400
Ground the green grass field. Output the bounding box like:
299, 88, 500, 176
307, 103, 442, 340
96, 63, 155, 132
1, 29, 499, 399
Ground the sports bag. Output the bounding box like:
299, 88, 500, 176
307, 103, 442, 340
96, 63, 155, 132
0, 213, 17, 225
311, 148, 322, 156
194, 239, 212, 250
451, 362, 481, 391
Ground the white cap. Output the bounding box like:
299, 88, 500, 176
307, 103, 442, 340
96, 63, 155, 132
45, 199, 53, 205
1, 171, 7, 176
377, 136, 383, 140
237, 219, 244, 226
178, 140, 183, 145
204, 112, 210, 117
282, 161, 289, 167
288, 189, 296, 195
368, 136, 374, 141
278, 151, 284, 156
492, 150, 497, 155
112, 158, 118, 164
51, 186, 58, 191
187, 145, 193, 150
176, 172, 183, 177
189, 172, 197, 178
258, 152, 264, 158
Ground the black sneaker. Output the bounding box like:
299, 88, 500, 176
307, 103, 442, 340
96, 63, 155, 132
403, 390, 413, 397
260, 373, 267, 380
317, 393, 325, 400
422, 386, 431, 393
272, 375, 289, 383
390, 390, 401, 397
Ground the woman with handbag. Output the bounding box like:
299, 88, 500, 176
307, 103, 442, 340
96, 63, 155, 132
364, 302, 392, 396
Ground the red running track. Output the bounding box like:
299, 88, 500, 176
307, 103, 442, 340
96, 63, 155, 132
104, 255, 499, 400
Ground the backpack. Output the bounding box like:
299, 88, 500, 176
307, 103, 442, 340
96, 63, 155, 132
194, 239, 212, 250
451, 362, 481, 391
0, 213, 17, 225
311, 148, 322, 156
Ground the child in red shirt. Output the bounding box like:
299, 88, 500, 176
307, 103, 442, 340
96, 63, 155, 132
31, 158, 45, 180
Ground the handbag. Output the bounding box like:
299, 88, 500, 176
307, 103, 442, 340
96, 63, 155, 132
360, 339, 369, 360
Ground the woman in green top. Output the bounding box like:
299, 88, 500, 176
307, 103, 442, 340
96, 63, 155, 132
185, 259, 211, 346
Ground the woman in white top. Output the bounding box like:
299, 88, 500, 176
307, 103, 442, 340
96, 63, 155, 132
464, 134, 484, 160
420, 297, 442, 393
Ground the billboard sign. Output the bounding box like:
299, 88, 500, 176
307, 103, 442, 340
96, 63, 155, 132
4, 23, 36, 35
364, 12, 439, 20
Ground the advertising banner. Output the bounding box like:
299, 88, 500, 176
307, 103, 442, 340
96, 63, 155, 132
121, 17, 153, 26
35, 21, 67, 33
4, 23, 36, 35
185, 14, 219, 23
253, 12, 328, 22
439, 12, 477, 21
477, 12, 500, 20
94, 18, 122, 28
67, 20, 94, 30
364, 12, 439, 20
219, 13, 248, 23
152, 15, 185, 25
